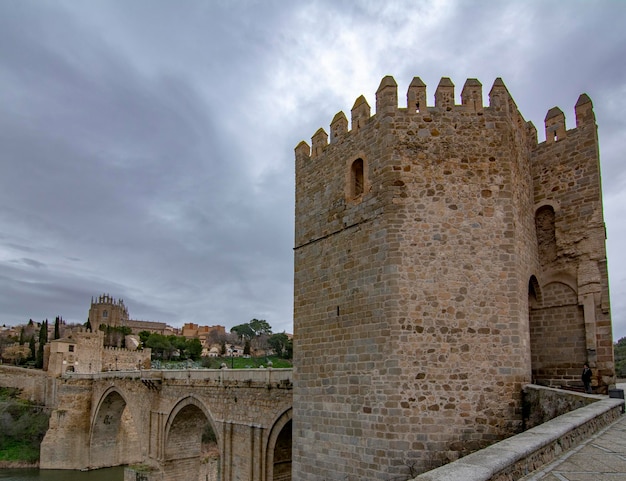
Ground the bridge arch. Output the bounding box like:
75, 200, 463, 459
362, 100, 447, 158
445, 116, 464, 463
163, 395, 220, 481
265, 407, 292, 481
89, 386, 141, 469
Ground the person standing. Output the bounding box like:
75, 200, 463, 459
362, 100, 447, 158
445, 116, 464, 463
582, 363, 593, 393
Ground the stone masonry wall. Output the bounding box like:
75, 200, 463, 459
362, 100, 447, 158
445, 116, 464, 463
530, 281, 586, 386
150, 374, 292, 481
530, 97, 613, 390
40, 377, 94, 469
47, 329, 105, 376
0, 364, 50, 404
89, 294, 129, 328
102, 346, 151, 371
293, 75, 613, 480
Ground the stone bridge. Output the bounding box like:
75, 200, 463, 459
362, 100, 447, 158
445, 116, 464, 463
40, 368, 293, 481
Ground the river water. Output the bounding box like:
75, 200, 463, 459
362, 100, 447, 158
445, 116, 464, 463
0, 467, 124, 481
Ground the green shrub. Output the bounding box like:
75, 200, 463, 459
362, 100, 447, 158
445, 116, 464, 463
0, 393, 50, 463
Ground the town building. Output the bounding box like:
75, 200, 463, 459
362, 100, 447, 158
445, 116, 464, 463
45, 328, 151, 376
181, 322, 226, 346
89, 293, 172, 335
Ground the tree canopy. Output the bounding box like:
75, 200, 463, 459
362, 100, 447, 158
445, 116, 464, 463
268, 332, 292, 358
615, 337, 626, 377
231, 319, 272, 340
143, 333, 203, 361
230, 323, 255, 341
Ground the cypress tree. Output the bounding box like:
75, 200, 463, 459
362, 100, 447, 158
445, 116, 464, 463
36, 320, 48, 369
29, 336, 36, 361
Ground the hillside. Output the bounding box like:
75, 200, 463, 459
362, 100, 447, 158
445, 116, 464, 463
0, 387, 50, 467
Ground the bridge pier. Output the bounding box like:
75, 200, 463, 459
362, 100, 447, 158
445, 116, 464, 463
40, 377, 94, 470
219, 422, 266, 481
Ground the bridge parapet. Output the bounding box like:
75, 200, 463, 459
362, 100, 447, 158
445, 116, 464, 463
412, 393, 623, 481
63, 367, 293, 387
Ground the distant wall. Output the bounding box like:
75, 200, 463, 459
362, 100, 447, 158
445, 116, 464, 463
102, 347, 151, 371
0, 365, 52, 405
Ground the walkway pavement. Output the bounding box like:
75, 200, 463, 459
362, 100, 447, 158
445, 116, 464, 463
520, 384, 626, 481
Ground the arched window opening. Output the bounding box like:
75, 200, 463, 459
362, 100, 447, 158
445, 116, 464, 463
351, 158, 364, 199
528, 277, 538, 307
535, 205, 556, 265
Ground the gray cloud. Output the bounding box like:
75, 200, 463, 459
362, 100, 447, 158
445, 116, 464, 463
1, 1, 625, 339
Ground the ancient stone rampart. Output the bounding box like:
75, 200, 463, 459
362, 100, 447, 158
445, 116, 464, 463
293, 75, 613, 480
0, 364, 52, 405
102, 346, 151, 371
530, 95, 612, 388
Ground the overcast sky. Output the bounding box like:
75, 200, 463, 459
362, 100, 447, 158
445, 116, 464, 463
1, 1, 625, 339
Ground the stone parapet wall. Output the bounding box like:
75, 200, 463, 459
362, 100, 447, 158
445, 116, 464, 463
412, 388, 623, 481
102, 346, 151, 371
64, 367, 292, 387
522, 384, 601, 429
0, 364, 51, 404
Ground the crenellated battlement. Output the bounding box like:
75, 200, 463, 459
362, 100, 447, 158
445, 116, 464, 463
91, 293, 127, 309
103, 345, 138, 353
295, 75, 596, 158
89, 292, 130, 329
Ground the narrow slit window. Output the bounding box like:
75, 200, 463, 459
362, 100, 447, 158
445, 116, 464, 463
351, 158, 364, 198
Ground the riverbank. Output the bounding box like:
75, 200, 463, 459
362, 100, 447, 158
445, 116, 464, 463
0, 466, 125, 481
0, 387, 50, 468
0, 461, 39, 469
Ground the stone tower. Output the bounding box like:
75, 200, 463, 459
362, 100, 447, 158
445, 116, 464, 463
88, 293, 129, 328
293, 76, 613, 479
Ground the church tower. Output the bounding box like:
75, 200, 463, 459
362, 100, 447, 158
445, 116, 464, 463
88, 293, 129, 328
